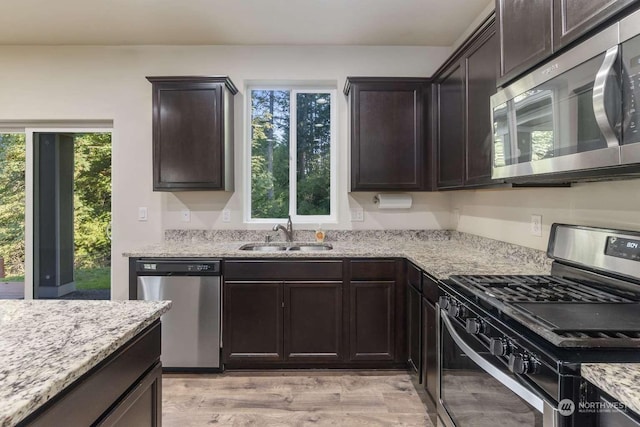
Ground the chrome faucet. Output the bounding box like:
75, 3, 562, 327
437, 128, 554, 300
272, 215, 293, 242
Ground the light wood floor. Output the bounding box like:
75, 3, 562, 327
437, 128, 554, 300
163, 371, 434, 426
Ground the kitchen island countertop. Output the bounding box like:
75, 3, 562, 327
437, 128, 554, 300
0, 299, 171, 427
582, 363, 640, 416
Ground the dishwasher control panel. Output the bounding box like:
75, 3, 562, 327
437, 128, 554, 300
136, 259, 221, 275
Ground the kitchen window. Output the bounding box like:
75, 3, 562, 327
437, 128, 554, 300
247, 86, 336, 223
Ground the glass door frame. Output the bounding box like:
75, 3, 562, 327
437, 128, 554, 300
24, 124, 112, 299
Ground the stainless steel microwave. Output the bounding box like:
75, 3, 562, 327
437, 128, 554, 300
491, 9, 640, 181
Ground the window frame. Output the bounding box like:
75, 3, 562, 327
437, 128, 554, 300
245, 85, 337, 224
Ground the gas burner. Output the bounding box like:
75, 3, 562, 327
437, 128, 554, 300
450, 274, 636, 304
448, 273, 640, 347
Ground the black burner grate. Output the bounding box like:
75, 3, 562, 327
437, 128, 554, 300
449, 275, 636, 303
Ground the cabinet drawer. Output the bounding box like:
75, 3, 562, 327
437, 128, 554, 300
224, 260, 343, 280
407, 262, 422, 292
422, 273, 439, 304
350, 260, 396, 280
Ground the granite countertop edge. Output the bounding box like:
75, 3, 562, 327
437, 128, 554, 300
582, 363, 640, 415
0, 300, 172, 427
123, 240, 551, 279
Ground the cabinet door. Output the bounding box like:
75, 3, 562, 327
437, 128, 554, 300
437, 62, 465, 189
96, 362, 161, 427
284, 281, 343, 362
421, 298, 437, 403
150, 79, 226, 191
497, 0, 552, 85
349, 281, 395, 361
407, 284, 422, 376
223, 281, 284, 363
554, 0, 636, 50
350, 80, 427, 191
465, 25, 499, 186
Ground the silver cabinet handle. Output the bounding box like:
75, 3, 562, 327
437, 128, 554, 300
593, 45, 621, 149
440, 310, 548, 413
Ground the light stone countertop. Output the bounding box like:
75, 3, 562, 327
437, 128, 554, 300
582, 364, 640, 416
0, 300, 171, 427
124, 239, 551, 279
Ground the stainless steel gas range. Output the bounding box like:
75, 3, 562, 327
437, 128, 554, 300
438, 224, 640, 427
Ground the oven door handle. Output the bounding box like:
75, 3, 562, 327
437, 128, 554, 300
441, 310, 554, 414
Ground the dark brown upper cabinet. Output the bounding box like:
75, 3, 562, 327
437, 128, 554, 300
147, 76, 237, 191
496, 0, 552, 86
344, 77, 430, 191
554, 0, 638, 50
498, 0, 639, 86
435, 18, 500, 190
465, 25, 500, 186
436, 63, 465, 189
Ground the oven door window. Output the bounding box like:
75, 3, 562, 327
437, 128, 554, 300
440, 317, 543, 427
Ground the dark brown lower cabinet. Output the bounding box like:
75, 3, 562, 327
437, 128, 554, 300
407, 283, 422, 375
22, 323, 161, 427
349, 281, 395, 361
284, 281, 343, 362
97, 363, 162, 427
223, 279, 343, 364
223, 259, 403, 368
223, 281, 284, 363
422, 297, 437, 403
421, 273, 439, 405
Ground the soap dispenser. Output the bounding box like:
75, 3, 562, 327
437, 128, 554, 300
315, 224, 325, 243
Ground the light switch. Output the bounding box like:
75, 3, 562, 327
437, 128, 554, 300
181, 210, 191, 222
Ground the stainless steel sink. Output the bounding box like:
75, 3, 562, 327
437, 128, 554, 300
287, 244, 333, 251
239, 243, 333, 252
239, 244, 288, 252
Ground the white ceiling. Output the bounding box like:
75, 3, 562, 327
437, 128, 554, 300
0, 0, 491, 46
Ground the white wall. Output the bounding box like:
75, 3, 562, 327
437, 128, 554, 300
0, 44, 451, 299
451, 179, 640, 251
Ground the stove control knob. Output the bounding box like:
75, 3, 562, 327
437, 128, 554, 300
447, 303, 461, 317
465, 318, 483, 335
438, 296, 450, 310
489, 338, 509, 356
508, 353, 532, 375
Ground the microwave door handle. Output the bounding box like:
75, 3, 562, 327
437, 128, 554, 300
440, 310, 552, 413
592, 45, 621, 148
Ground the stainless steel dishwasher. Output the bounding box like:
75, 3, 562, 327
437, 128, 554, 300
136, 259, 221, 369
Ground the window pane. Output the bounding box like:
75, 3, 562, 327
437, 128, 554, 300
250, 90, 290, 219
296, 93, 331, 216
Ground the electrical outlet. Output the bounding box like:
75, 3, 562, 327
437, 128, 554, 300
350, 207, 364, 222
531, 214, 542, 236
138, 207, 147, 222
452, 209, 460, 229
222, 209, 231, 222
181, 210, 191, 222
